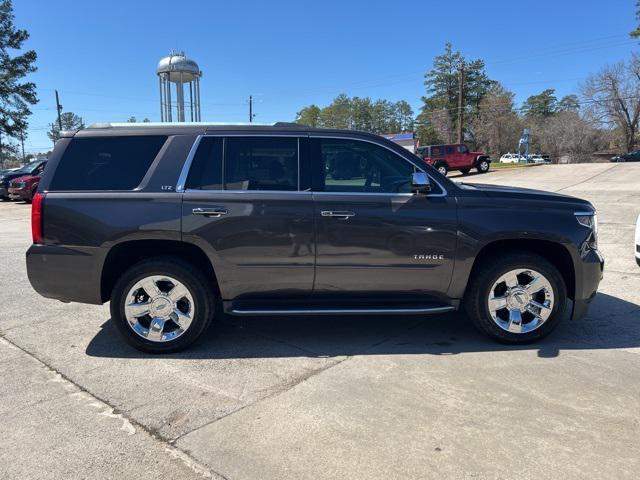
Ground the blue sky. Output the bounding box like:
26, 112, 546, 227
13, 0, 639, 152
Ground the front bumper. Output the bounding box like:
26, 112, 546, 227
571, 248, 604, 321
8, 187, 29, 200
0, 185, 7, 197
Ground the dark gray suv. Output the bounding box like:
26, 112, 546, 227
26, 123, 604, 352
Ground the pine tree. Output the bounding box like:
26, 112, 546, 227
0, 0, 37, 164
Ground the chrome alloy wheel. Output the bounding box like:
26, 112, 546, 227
437, 165, 447, 175
487, 268, 554, 334
124, 275, 195, 343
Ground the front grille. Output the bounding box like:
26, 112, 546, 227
10, 181, 25, 189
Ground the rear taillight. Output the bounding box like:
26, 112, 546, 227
31, 192, 44, 244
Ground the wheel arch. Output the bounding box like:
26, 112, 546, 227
100, 239, 219, 303
465, 239, 575, 301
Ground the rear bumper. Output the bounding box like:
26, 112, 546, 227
26, 244, 104, 304
571, 248, 604, 321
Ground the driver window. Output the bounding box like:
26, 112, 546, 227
318, 138, 414, 193
458, 145, 468, 153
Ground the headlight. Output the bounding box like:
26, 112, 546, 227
575, 211, 598, 249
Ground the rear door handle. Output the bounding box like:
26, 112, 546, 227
192, 207, 228, 217
321, 210, 356, 220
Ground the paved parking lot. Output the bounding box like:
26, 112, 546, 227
1, 163, 639, 479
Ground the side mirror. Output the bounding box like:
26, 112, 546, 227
411, 171, 432, 194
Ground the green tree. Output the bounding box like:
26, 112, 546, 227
557, 94, 580, 112
47, 112, 85, 143
295, 105, 322, 126
417, 42, 495, 144
522, 89, 558, 118
0, 0, 37, 165
319, 94, 352, 129
127, 116, 137, 123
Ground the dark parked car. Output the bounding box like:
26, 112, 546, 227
27, 123, 603, 352
0, 160, 46, 200
611, 150, 640, 162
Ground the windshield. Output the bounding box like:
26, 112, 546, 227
14, 160, 42, 174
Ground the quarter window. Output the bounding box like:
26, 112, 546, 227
50, 136, 166, 191
315, 138, 414, 193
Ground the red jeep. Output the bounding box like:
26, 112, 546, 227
416, 144, 491, 176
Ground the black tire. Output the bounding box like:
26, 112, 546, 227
476, 158, 490, 173
460, 168, 471, 175
464, 252, 567, 344
110, 257, 216, 353
434, 162, 448, 176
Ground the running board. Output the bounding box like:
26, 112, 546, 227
228, 306, 456, 316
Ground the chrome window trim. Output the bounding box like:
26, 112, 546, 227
176, 134, 203, 192
176, 133, 447, 197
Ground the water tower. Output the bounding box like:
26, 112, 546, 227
157, 51, 202, 122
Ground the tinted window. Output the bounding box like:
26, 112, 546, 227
317, 138, 414, 193
51, 136, 166, 191
224, 137, 298, 191
185, 137, 223, 190
445, 146, 454, 155
458, 145, 468, 153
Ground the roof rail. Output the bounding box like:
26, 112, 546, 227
86, 121, 281, 129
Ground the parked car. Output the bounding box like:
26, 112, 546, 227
27, 123, 603, 353
0, 160, 46, 201
416, 144, 491, 176
499, 153, 521, 164
635, 214, 640, 267
8, 170, 43, 202
528, 154, 550, 164
611, 150, 640, 162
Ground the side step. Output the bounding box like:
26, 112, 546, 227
227, 305, 456, 316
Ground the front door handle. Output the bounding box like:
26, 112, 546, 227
192, 207, 228, 217
321, 210, 355, 220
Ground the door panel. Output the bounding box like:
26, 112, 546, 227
182, 191, 314, 300
310, 137, 457, 298
313, 193, 457, 296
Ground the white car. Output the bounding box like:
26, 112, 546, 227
528, 154, 549, 164
635, 214, 640, 267
499, 153, 521, 163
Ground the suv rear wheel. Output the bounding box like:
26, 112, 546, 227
476, 158, 490, 173
464, 253, 567, 343
110, 257, 215, 353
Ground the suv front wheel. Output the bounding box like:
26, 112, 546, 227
464, 253, 567, 343
110, 257, 215, 353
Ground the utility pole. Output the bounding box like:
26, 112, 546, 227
55, 90, 63, 131
457, 61, 465, 144
249, 95, 254, 123
20, 130, 25, 164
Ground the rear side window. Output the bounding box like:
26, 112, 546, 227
224, 137, 298, 191
50, 136, 166, 191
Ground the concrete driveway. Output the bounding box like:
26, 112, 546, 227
1, 163, 639, 479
